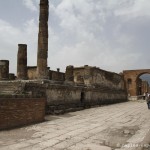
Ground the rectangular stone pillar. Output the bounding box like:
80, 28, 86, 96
0, 60, 9, 80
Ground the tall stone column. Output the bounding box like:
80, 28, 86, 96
0, 60, 9, 80
17, 44, 27, 79
37, 0, 49, 79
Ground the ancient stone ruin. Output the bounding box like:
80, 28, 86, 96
0, 0, 130, 130
37, 0, 49, 79
17, 44, 27, 80
0, 60, 9, 80
123, 69, 150, 100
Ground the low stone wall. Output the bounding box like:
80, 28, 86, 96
0, 98, 46, 130
128, 95, 143, 101
0, 80, 127, 116
46, 84, 127, 114
46, 84, 83, 114
84, 87, 127, 106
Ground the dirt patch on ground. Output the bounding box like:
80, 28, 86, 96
99, 126, 140, 149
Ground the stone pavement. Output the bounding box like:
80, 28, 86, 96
0, 100, 150, 150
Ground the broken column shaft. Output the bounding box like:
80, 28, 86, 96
17, 44, 27, 80
37, 0, 49, 79
0, 60, 9, 80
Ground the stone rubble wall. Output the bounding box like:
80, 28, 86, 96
84, 87, 127, 106
49, 70, 65, 81
0, 78, 127, 116
27, 67, 65, 81
45, 83, 127, 114
46, 84, 83, 114
73, 66, 125, 90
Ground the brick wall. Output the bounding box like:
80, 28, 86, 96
0, 98, 46, 130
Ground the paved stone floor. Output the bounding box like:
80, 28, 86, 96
0, 101, 150, 150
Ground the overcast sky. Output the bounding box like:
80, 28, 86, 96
0, 0, 150, 75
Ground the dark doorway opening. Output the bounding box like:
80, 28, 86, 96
80, 92, 85, 103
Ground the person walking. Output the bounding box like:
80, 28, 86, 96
146, 93, 150, 109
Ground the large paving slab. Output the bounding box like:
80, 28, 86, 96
0, 100, 150, 150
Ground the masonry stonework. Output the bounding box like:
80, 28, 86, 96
123, 69, 150, 100
27, 66, 37, 80
37, 0, 49, 79
50, 70, 65, 81
9, 73, 15, 80
17, 44, 27, 80
65, 65, 74, 82
0, 97, 45, 130
0, 60, 9, 80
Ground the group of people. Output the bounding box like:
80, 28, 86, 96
145, 92, 150, 109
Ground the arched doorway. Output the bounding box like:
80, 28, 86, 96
123, 69, 150, 100
139, 74, 150, 95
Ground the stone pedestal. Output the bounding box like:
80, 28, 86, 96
17, 44, 27, 80
9, 73, 15, 80
0, 60, 9, 80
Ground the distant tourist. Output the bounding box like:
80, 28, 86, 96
146, 93, 150, 109
143, 92, 146, 100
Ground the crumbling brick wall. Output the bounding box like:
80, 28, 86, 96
0, 97, 45, 130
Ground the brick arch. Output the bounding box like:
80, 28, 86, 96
137, 72, 150, 79
123, 69, 150, 97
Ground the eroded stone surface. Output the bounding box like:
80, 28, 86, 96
0, 101, 150, 150
17, 44, 27, 80
37, 0, 49, 79
0, 60, 9, 80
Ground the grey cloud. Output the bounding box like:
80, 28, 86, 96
0, 0, 150, 74
48, 0, 150, 72
0, 18, 38, 74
